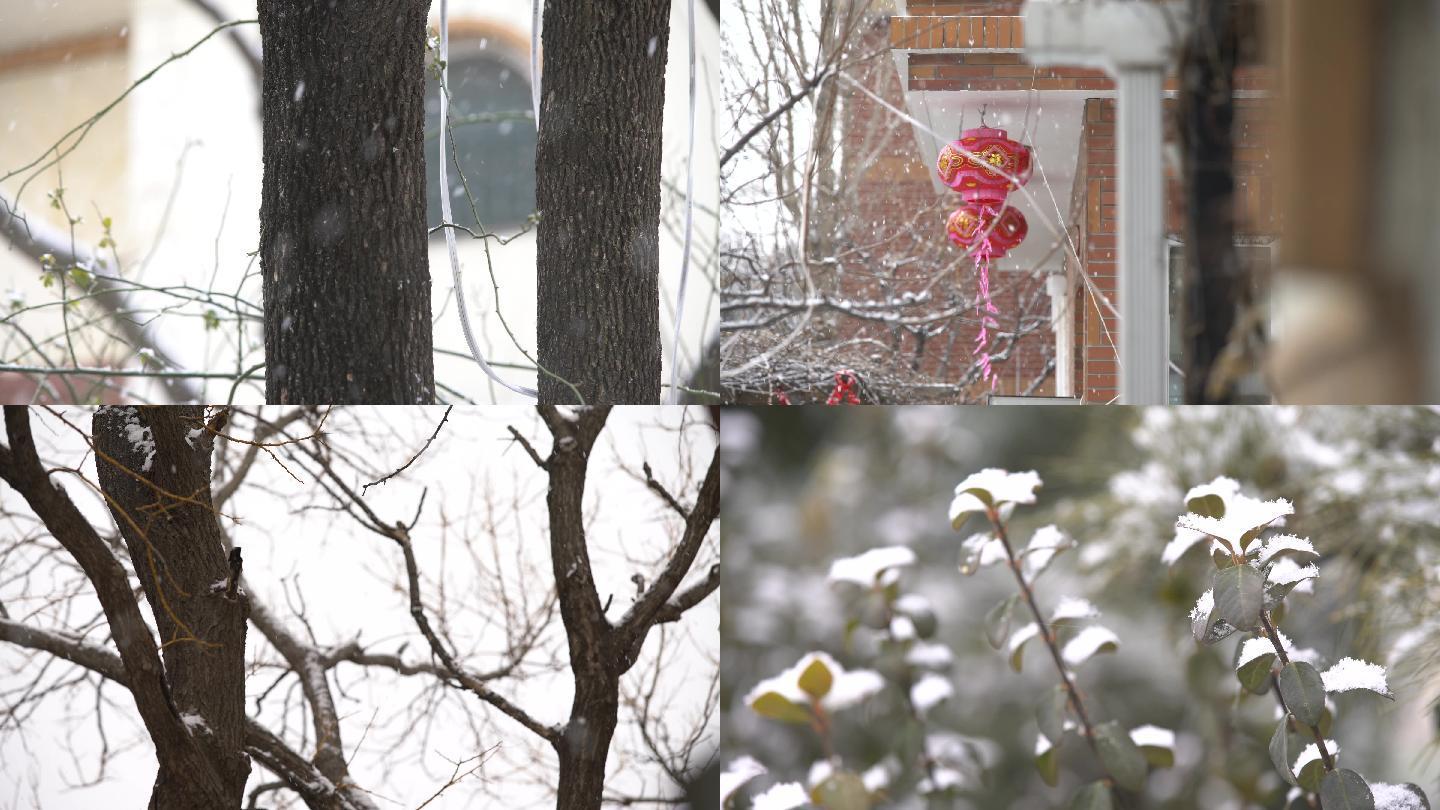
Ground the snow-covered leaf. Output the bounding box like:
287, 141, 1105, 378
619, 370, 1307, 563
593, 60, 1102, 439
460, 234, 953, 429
1370, 783, 1431, 810
798, 656, 834, 699
984, 595, 1019, 650
1184, 476, 1242, 517
906, 642, 954, 671
1130, 725, 1175, 768
753, 782, 809, 810
746, 652, 883, 718
911, 673, 953, 716
1051, 596, 1099, 623
1008, 622, 1040, 672
828, 546, 916, 587
950, 469, 1041, 528
1021, 525, 1073, 579
1236, 635, 1280, 694
1322, 657, 1395, 700
1036, 685, 1067, 745
1258, 534, 1318, 565
1177, 496, 1292, 552
1062, 625, 1119, 668
958, 533, 1006, 575
721, 757, 767, 802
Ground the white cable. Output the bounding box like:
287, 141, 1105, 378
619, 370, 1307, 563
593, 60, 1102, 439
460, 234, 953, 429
440, 0, 539, 399
530, 0, 542, 127
666, 0, 697, 405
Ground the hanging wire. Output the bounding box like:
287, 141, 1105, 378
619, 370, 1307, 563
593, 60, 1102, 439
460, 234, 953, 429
667, 0, 697, 405
439, 0, 539, 398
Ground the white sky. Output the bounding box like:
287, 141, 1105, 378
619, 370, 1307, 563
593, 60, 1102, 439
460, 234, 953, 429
0, 406, 718, 808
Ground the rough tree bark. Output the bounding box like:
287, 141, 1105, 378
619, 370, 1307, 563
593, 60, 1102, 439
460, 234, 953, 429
258, 0, 435, 405
1180, 0, 1241, 403
535, 2, 672, 403
92, 407, 251, 808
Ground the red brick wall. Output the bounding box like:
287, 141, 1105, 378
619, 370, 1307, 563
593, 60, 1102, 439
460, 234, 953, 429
834, 16, 1056, 400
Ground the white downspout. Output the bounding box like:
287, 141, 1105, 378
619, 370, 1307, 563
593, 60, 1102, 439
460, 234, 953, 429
1046, 272, 1074, 397
1022, 0, 1185, 405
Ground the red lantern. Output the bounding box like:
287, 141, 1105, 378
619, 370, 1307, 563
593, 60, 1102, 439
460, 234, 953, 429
936, 123, 1035, 391
936, 127, 1033, 204
945, 204, 1028, 255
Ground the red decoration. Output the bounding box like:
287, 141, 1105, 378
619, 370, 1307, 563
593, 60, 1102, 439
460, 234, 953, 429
826, 370, 861, 405
936, 124, 1035, 390
936, 127, 1033, 204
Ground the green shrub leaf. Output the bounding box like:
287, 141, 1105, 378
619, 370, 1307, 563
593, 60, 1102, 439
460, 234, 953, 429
750, 691, 811, 724
798, 657, 834, 700
1268, 718, 1298, 786
1037, 685, 1067, 745
1069, 781, 1113, 810
1094, 721, 1147, 792
1036, 741, 1061, 787
1279, 661, 1326, 726
811, 771, 872, 810
1320, 769, 1375, 810
984, 595, 1019, 650
1213, 565, 1264, 632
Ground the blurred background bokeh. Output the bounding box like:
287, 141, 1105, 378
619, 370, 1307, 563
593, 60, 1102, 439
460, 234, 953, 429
721, 406, 1440, 808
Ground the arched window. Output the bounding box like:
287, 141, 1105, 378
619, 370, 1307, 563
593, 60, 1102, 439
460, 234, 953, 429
423, 44, 536, 234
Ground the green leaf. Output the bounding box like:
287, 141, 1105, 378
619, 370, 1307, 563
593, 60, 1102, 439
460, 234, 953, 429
1279, 661, 1326, 726
898, 600, 938, 639
1213, 564, 1264, 631
811, 771, 872, 810
203, 309, 221, 331
984, 595, 1019, 650
1094, 721, 1147, 792
750, 691, 811, 724
1138, 742, 1174, 769
798, 657, 833, 700
1297, 749, 1330, 792
1037, 685, 1067, 746
1269, 717, 1297, 786
1008, 624, 1039, 673
1188, 492, 1226, 519
1320, 769, 1375, 810
1237, 646, 1277, 695
1069, 781, 1113, 810
1036, 742, 1060, 787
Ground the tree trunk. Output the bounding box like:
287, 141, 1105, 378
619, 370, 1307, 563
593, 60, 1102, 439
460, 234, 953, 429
1180, 0, 1240, 403
258, 0, 434, 405
93, 407, 250, 808
535, 1, 671, 403
554, 673, 621, 810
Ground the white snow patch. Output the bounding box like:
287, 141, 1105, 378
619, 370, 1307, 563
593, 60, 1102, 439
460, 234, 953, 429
1051, 596, 1099, 623
827, 546, 916, 586
1190, 589, 1215, 624
894, 593, 932, 617
114, 407, 156, 472
917, 767, 965, 794
752, 782, 808, 810
1268, 559, 1320, 587
1008, 622, 1040, 656
1371, 783, 1428, 810
861, 759, 896, 792
1322, 657, 1394, 698
959, 533, 1006, 572
1236, 634, 1288, 670
890, 615, 917, 641
184, 427, 205, 450
906, 642, 954, 669
1129, 725, 1175, 749
1162, 529, 1209, 566
1184, 476, 1242, 506
1062, 625, 1120, 667
180, 711, 208, 733
1023, 525, 1073, 577
911, 673, 953, 715
1293, 741, 1338, 774
1258, 534, 1318, 565
720, 756, 766, 801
